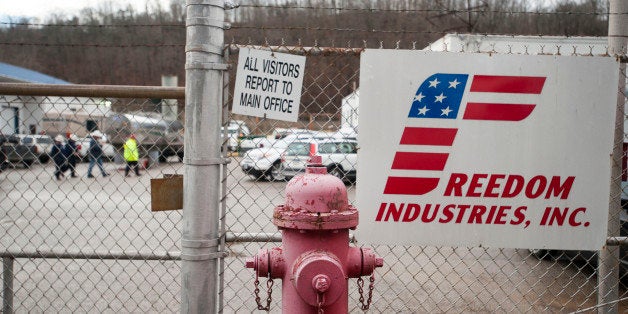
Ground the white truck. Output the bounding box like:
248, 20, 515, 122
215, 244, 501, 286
425, 33, 609, 55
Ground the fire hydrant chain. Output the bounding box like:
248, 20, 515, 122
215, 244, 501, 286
254, 273, 274, 311
316, 292, 325, 314
357, 274, 376, 311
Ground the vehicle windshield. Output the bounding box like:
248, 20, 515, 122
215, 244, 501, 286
318, 142, 357, 154
22, 137, 33, 144
285, 143, 310, 156
37, 138, 52, 144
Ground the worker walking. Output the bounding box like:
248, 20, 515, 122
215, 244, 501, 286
87, 130, 109, 178
64, 133, 80, 178
51, 134, 68, 181
123, 134, 141, 177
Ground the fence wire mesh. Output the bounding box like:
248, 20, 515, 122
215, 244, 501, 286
0, 43, 626, 313
0, 1, 626, 312
1, 95, 184, 312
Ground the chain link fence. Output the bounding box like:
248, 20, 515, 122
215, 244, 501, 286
1, 3, 627, 313
0, 46, 626, 314
220, 40, 628, 313
1, 92, 184, 312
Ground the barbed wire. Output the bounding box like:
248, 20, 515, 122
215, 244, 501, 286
0, 22, 184, 28
1, 22, 615, 38
2, 38, 623, 57
236, 4, 622, 16
227, 25, 616, 39
0, 42, 184, 48
0, 29, 619, 49
229, 26, 447, 34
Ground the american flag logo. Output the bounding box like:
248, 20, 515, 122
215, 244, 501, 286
384, 73, 547, 195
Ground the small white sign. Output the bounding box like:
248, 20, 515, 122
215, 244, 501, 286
356, 50, 619, 251
232, 48, 306, 122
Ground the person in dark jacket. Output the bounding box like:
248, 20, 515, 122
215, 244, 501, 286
64, 133, 80, 178
0, 133, 7, 172
51, 135, 68, 180
86, 131, 108, 178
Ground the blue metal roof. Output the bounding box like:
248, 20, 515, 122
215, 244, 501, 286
0, 62, 70, 84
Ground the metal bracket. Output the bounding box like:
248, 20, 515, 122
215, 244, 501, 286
181, 238, 227, 260
184, 157, 231, 166
606, 236, 628, 246
185, 62, 230, 71
185, 44, 224, 55
182, 238, 220, 248
186, 17, 226, 29
186, 0, 224, 7
181, 251, 228, 261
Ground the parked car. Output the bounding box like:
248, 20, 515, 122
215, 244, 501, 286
222, 120, 250, 151
239, 135, 272, 153
239, 130, 322, 181
1, 134, 38, 168
239, 128, 339, 153
0, 134, 7, 171
278, 139, 358, 182
333, 126, 357, 141
14, 134, 54, 163
77, 136, 117, 162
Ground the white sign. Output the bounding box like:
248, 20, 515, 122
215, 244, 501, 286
356, 50, 619, 251
232, 48, 306, 122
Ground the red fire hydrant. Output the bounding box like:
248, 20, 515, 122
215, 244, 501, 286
246, 156, 383, 313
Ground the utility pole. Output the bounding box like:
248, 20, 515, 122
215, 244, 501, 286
599, 1, 627, 313
181, 0, 226, 312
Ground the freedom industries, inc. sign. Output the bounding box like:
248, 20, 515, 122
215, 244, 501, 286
356, 50, 619, 250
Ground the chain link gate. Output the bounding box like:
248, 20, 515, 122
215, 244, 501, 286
221, 41, 628, 313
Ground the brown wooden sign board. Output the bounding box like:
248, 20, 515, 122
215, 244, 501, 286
150, 174, 183, 211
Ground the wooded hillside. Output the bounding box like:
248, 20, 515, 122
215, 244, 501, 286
0, 0, 608, 86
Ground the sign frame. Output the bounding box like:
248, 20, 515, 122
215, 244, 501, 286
231, 48, 306, 122
356, 50, 619, 251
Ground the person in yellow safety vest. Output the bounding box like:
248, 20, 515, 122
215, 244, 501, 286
123, 134, 141, 177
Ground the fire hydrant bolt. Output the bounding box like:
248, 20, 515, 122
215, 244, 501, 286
312, 274, 331, 293
245, 258, 255, 269
376, 257, 384, 268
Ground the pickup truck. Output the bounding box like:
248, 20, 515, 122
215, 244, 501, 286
1, 134, 38, 168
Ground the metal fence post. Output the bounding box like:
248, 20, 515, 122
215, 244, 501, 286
3, 257, 14, 314
599, 1, 628, 313
181, 0, 225, 313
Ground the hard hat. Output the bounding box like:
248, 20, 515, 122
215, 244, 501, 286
54, 135, 64, 142
70, 134, 79, 141
91, 130, 104, 138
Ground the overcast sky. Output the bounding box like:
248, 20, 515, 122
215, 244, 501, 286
0, 0, 174, 22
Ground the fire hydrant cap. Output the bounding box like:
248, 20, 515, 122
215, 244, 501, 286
284, 172, 349, 214
292, 251, 345, 307
274, 156, 359, 230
